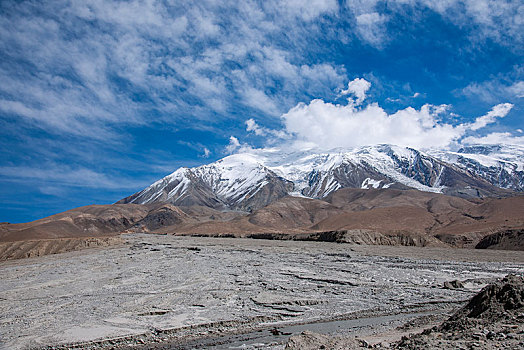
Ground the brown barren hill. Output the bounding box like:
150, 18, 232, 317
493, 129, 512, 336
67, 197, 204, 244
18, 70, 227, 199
247, 196, 344, 229
170, 188, 524, 249
0, 236, 122, 261
2, 188, 524, 261
0, 204, 149, 242
0, 204, 148, 261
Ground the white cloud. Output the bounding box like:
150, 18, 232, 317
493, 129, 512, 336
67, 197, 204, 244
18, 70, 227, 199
468, 103, 513, 130
344, 0, 523, 49
225, 80, 517, 155
0, 165, 142, 189
392, 0, 522, 49
355, 12, 387, 46
463, 132, 524, 146
340, 78, 372, 106
508, 81, 524, 98
275, 80, 516, 151
246, 118, 265, 136
345, 0, 387, 46
203, 147, 211, 158
0, 0, 347, 139
281, 100, 463, 149
266, 0, 338, 21
225, 135, 257, 155
245, 118, 289, 139
241, 87, 280, 116
225, 136, 241, 154
462, 78, 524, 103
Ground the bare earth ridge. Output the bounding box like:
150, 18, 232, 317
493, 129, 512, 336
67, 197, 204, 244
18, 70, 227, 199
1, 188, 524, 261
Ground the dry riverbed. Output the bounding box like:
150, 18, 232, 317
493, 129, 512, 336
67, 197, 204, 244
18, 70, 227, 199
0, 234, 523, 349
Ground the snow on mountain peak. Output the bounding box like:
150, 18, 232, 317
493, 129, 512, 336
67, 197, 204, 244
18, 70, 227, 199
119, 143, 524, 210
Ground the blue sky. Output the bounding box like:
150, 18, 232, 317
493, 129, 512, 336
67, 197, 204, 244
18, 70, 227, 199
0, 0, 523, 223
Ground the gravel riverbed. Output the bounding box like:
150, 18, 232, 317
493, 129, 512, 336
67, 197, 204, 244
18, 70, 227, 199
0, 234, 523, 349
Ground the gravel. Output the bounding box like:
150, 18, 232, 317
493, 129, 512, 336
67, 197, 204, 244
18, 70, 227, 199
0, 234, 523, 349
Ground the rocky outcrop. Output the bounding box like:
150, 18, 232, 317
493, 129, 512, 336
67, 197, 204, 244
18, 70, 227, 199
283, 275, 524, 350
475, 229, 524, 250
396, 274, 524, 349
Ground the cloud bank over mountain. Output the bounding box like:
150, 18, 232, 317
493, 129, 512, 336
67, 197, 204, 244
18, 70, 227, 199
241, 78, 516, 152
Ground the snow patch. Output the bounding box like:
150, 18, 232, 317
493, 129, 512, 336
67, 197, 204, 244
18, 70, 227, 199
361, 178, 382, 189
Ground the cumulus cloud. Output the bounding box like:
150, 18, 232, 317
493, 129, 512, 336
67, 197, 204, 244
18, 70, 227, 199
225, 136, 241, 154
246, 119, 265, 136
225, 79, 517, 155
276, 81, 515, 151
340, 78, 372, 106
281, 100, 460, 149
225, 136, 254, 154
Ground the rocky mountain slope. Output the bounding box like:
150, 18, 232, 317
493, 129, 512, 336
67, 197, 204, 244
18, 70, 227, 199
119, 144, 522, 211
118, 153, 293, 211
429, 144, 524, 192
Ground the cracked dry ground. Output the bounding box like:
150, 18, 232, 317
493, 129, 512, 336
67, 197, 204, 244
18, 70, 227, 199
0, 234, 523, 349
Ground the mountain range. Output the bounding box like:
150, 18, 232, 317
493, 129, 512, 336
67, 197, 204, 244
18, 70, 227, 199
2, 143, 523, 259
118, 144, 524, 211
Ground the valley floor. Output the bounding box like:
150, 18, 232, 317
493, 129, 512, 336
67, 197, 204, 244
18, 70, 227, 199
0, 234, 523, 349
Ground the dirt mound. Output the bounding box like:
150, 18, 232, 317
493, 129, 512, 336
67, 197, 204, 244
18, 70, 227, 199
396, 274, 524, 349
442, 274, 524, 328
125, 204, 189, 232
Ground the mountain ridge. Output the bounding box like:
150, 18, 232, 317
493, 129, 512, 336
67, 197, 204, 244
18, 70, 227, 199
118, 144, 523, 211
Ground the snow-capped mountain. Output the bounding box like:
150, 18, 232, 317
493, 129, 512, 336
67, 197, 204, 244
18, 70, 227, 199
119, 144, 523, 211
119, 153, 293, 211
428, 144, 524, 192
